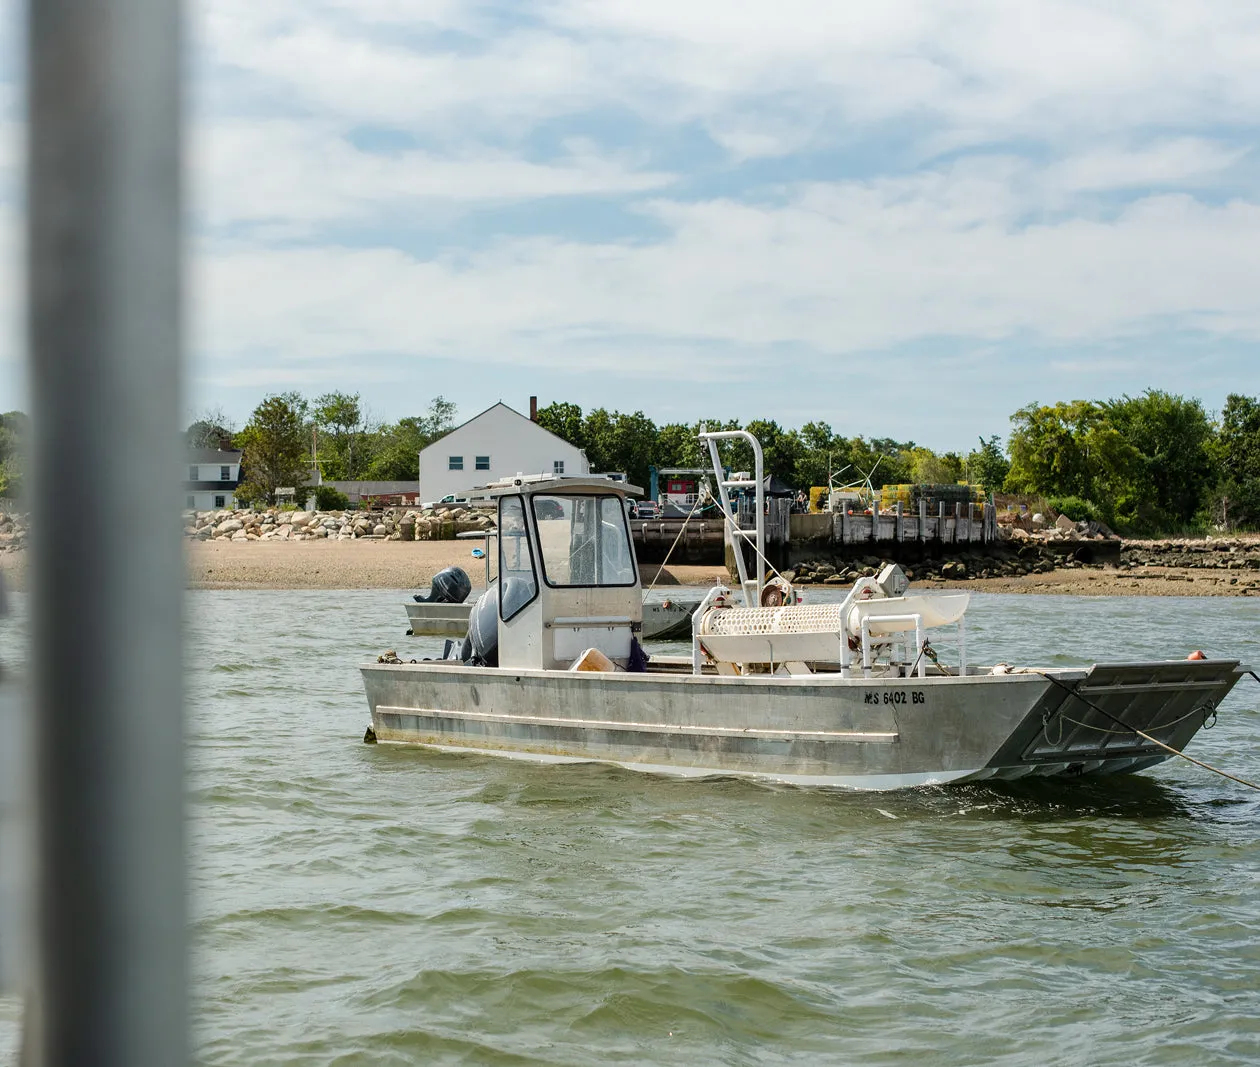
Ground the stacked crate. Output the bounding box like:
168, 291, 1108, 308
879, 483, 985, 511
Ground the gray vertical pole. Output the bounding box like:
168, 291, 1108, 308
27, 0, 186, 1063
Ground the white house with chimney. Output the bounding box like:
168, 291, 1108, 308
418, 400, 588, 503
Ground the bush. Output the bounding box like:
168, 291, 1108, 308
233, 480, 264, 508
1045, 495, 1102, 525
314, 485, 350, 511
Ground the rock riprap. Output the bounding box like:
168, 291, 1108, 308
183, 504, 495, 542
0, 512, 27, 551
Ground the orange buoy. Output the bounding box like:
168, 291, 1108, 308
1187, 650, 1208, 660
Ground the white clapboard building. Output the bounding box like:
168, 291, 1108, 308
185, 449, 243, 511
419, 400, 588, 503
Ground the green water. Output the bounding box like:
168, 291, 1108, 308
4, 591, 1260, 1064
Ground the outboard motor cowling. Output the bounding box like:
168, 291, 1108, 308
462, 576, 535, 667
414, 565, 472, 604
464, 587, 498, 666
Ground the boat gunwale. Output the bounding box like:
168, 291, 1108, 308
359, 660, 1091, 686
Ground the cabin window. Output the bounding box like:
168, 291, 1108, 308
188, 465, 198, 481
220, 465, 230, 480
215, 495, 225, 508
553, 461, 564, 474
449, 456, 463, 471
475, 455, 490, 470
497, 495, 538, 621
532, 494, 637, 588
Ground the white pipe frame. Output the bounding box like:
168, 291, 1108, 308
859, 615, 926, 679
698, 430, 765, 608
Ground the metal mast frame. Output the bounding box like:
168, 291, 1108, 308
698, 430, 765, 608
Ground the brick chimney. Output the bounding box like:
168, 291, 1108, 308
529, 395, 538, 421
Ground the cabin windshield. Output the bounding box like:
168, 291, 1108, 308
532, 494, 637, 588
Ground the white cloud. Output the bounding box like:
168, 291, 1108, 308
4, 0, 1260, 428
193, 120, 675, 231
1039, 138, 1246, 195
191, 166, 1260, 386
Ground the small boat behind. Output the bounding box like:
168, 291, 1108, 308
405, 592, 700, 638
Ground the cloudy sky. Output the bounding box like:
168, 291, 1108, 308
2, 1, 1258, 449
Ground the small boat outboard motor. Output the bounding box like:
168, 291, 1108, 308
460, 577, 534, 667
414, 565, 472, 604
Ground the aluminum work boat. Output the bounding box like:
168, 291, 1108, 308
360, 432, 1246, 790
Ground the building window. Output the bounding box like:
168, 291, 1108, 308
186, 496, 195, 509
220, 465, 230, 480
449, 456, 463, 471
553, 460, 565, 474
188, 465, 198, 481
214, 495, 225, 508
475, 455, 490, 471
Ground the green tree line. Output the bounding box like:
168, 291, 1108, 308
7, 386, 1255, 534
185, 392, 458, 508
534, 391, 1260, 534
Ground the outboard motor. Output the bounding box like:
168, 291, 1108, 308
414, 565, 472, 604
460, 577, 534, 667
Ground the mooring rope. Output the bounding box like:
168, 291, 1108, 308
1035, 669, 1260, 792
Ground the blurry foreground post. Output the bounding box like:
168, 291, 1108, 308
27, 0, 186, 1063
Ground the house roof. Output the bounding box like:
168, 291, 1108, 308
419, 401, 582, 456
188, 448, 242, 463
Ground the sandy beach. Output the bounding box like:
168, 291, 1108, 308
177, 539, 1255, 596
175, 540, 1260, 597
0, 539, 1253, 596
181, 540, 720, 591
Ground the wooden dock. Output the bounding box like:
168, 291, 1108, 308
631, 501, 999, 564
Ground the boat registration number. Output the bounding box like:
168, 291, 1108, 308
864, 690, 926, 705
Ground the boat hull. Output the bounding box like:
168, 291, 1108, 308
359, 659, 1243, 789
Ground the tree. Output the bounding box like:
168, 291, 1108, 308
1106, 390, 1215, 527
312, 391, 365, 480
1005, 401, 1139, 515
847, 436, 915, 488
966, 435, 1010, 492
416, 395, 457, 443
744, 419, 803, 485
580, 408, 659, 488
235, 394, 310, 505
908, 447, 962, 486
534, 402, 585, 452
793, 421, 848, 490
367, 417, 429, 481
365, 398, 458, 480
1214, 394, 1260, 529
185, 408, 235, 451
655, 422, 704, 469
